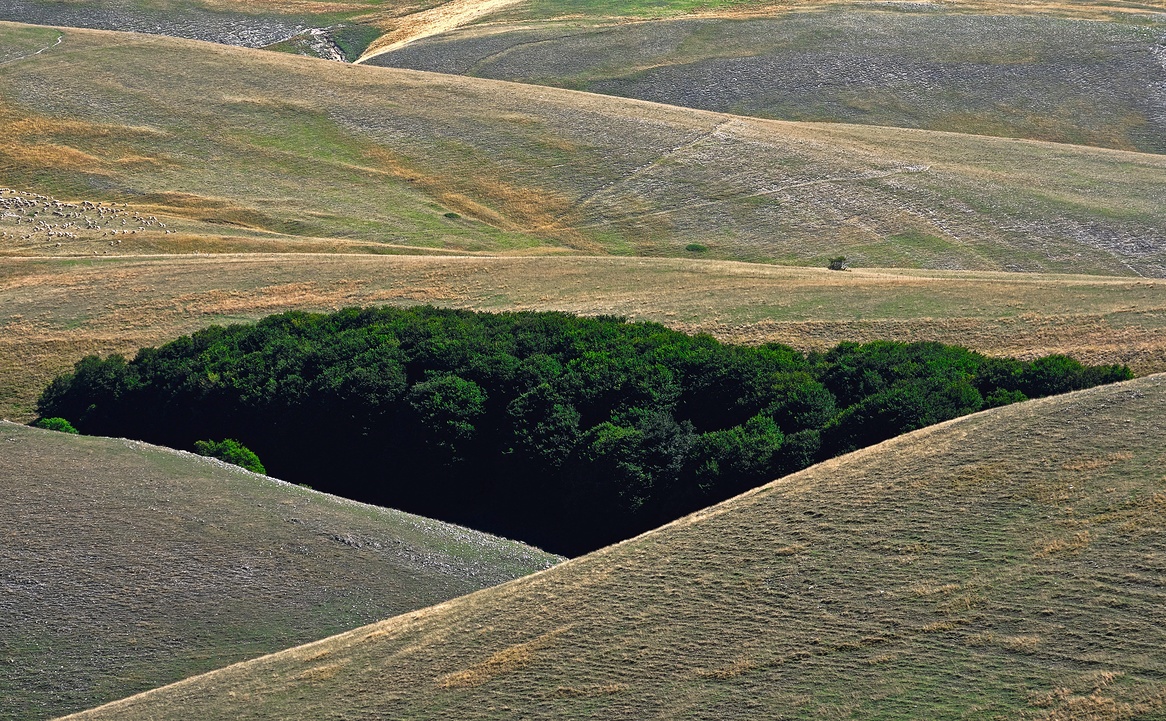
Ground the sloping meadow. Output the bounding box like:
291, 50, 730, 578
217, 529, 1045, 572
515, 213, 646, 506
0, 421, 560, 721
0, 24, 1164, 273
371, 9, 1166, 153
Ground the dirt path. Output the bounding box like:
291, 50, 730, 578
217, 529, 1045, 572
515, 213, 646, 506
557, 163, 933, 232
0, 31, 62, 66
355, 0, 526, 64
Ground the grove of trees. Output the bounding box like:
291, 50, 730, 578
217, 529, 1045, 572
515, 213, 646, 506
38, 306, 1131, 555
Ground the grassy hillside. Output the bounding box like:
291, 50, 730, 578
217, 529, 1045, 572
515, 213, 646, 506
4, 0, 1154, 66
370, 9, 1166, 153
0, 22, 60, 63
63, 373, 1166, 719
1, 23, 1164, 273
483, 0, 1166, 23
3, 255, 1166, 422
0, 0, 415, 60
0, 421, 559, 721
22, 0, 1159, 152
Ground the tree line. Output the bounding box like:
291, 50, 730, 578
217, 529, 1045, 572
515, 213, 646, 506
38, 306, 1131, 555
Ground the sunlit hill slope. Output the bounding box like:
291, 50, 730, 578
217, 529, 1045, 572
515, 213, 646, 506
0, 23, 1163, 275
0, 422, 559, 720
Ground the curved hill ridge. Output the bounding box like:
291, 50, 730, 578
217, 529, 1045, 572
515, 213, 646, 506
370, 9, 1166, 154
0, 421, 560, 721
487, 0, 1166, 24
1, 0, 1157, 56
0, 23, 1163, 275
67, 373, 1166, 719
0, 0, 429, 61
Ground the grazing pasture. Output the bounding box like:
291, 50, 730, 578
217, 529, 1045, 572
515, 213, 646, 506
0, 3, 1163, 718
372, 9, 1166, 153
0, 24, 1163, 274
485, 0, 1166, 23
0, 0, 427, 60
0, 422, 559, 721
3, 254, 1165, 422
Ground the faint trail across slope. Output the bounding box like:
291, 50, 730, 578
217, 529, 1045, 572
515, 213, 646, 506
0, 31, 61, 66
557, 163, 933, 232
563, 118, 738, 220
355, 0, 525, 63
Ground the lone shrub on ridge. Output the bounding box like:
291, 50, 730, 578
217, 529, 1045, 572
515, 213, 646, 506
194, 438, 266, 475
33, 417, 79, 434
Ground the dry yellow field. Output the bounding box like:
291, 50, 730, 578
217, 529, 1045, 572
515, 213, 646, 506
0, 421, 559, 721
3, 254, 1164, 422
64, 372, 1166, 719
2, 23, 1164, 275
502, 0, 1166, 22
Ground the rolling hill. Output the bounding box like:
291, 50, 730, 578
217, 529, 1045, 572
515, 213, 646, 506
370, 8, 1166, 153
0, 23, 1164, 274
3, 254, 1165, 423
1, 4, 1164, 719
61, 372, 1166, 719
479, 0, 1166, 24
0, 421, 560, 721
0, 0, 408, 61
8, 1, 1160, 151
4, 0, 1160, 69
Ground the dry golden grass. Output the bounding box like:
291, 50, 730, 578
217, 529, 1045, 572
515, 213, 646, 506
0, 105, 165, 176
437, 626, 572, 688
1, 23, 1163, 273
491, 0, 1166, 25
2, 254, 1164, 421
63, 373, 1166, 719
686, 0, 1166, 22
357, 0, 527, 61
0, 422, 560, 721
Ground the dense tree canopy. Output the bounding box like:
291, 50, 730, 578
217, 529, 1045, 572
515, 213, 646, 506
38, 306, 1131, 555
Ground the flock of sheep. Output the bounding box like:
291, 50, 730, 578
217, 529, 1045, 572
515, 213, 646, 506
0, 187, 173, 250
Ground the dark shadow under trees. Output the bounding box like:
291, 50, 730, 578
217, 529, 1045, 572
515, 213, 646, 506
38, 306, 1131, 556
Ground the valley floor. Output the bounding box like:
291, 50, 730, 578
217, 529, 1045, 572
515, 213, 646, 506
3, 254, 1164, 421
